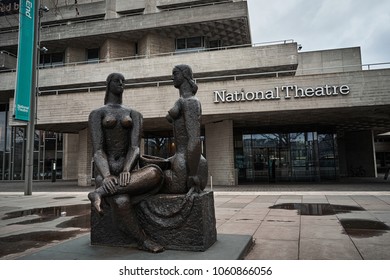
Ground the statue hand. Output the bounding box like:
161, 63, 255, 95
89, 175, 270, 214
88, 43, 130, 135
119, 171, 131, 187
166, 113, 173, 123
102, 175, 118, 194
187, 176, 201, 193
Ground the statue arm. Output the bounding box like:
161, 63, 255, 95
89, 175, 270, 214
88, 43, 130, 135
89, 109, 111, 178
123, 110, 143, 173
182, 98, 202, 180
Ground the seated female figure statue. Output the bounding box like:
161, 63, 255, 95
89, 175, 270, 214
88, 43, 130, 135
87, 73, 164, 253
160, 64, 208, 194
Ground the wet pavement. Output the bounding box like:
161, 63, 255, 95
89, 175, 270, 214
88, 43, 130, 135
1, 179, 390, 259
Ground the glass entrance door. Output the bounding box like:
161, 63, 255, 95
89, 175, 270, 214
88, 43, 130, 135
235, 131, 338, 183
241, 134, 290, 182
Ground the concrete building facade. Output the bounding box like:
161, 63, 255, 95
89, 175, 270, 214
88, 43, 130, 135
1, 0, 390, 186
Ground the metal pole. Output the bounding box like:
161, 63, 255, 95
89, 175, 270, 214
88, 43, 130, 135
24, 0, 40, 195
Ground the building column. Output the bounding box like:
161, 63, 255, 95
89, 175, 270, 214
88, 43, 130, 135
62, 133, 79, 180
144, 0, 159, 14
105, 0, 119, 19
64, 47, 85, 64
78, 128, 92, 186
338, 130, 377, 177
205, 120, 235, 185
138, 33, 175, 57
100, 39, 136, 61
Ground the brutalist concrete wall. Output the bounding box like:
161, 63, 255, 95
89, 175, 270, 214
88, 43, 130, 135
100, 38, 136, 60
63, 133, 79, 180
78, 128, 92, 186
296, 47, 362, 75
205, 120, 235, 185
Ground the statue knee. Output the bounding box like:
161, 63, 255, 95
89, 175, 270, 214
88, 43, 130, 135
95, 174, 103, 188
147, 164, 164, 185
110, 194, 131, 210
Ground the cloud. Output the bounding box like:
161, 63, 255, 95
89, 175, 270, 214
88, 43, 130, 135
247, 0, 390, 64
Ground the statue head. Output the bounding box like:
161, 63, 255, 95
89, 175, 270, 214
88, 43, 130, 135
105, 73, 125, 104
172, 64, 198, 95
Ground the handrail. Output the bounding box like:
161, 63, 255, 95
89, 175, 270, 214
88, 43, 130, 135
158, 0, 233, 11
32, 62, 390, 95
1, 37, 389, 76
0, 40, 295, 73
0, 50, 16, 57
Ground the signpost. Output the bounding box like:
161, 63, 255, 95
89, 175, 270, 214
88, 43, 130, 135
14, 0, 40, 195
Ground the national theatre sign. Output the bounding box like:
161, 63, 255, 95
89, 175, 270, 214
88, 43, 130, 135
213, 84, 350, 103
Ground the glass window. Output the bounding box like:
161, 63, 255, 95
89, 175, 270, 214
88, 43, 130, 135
51, 53, 64, 66
39, 53, 64, 67
0, 111, 5, 180
209, 40, 222, 49
175, 37, 205, 52
87, 48, 99, 63
234, 131, 338, 183
176, 38, 186, 50
186, 37, 202, 49
144, 137, 175, 159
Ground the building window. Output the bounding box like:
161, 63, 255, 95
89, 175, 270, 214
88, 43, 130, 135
39, 52, 64, 68
175, 36, 205, 52
234, 131, 338, 183
208, 39, 222, 50
87, 48, 100, 63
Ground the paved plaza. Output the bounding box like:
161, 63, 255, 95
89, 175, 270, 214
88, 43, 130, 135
1, 180, 390, 260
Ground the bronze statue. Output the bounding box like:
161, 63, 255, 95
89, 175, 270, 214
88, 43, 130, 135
89, 68, 215, 252
143, 64, 208, 194
87, 73, 164, 253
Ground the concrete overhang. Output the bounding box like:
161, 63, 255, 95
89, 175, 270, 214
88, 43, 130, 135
0, 1, 250, 51
8, 68, 390, 135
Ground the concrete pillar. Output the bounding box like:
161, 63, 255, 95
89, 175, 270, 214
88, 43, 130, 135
138, 33, 175, 57
78, 128, 92, 186
339, 130, 377, 177
105, 0, 119, 19
62, 133, 79, 180
337, 134, 348, 177
205, 120, 235, 185
65, 47, 85, 64
144, 0, 159, 14
100, 38, 136, 61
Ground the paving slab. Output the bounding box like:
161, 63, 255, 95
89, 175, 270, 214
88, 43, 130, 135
246, 239, 298, 260
299, 238, 362, 260
1, 186, 390, 260
16, 233, 253, 260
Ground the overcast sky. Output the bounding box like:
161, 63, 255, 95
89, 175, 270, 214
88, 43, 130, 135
247, 0, 390, 65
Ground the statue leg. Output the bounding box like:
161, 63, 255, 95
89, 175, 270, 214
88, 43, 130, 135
88, 165, 164, 214
197, 155, 208, 191
107, 194, 164, 253
88, 175, 105, 214
160, 153, 188, 194
116, 164, 164, 195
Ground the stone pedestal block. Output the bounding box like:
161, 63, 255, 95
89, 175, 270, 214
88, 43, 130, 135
90, 191, 217, 251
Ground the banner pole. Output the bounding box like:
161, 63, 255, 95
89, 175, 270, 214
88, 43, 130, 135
24, 0, 40, 195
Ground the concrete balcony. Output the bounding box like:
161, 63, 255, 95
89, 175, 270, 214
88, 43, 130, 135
0, 51, 16, 70
0, 42, 298, 92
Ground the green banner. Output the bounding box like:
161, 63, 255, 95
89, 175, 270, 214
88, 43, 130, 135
14, 0, 36, 122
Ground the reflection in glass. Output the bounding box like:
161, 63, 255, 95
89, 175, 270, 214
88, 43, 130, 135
234, 131, 338, 183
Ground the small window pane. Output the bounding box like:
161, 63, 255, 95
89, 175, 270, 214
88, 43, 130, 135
176, 38, 186, 50
187, 37, 202, 49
